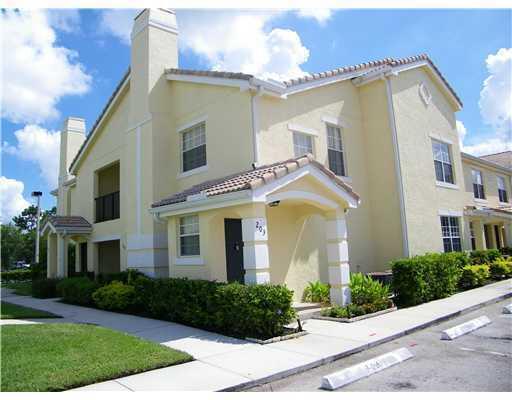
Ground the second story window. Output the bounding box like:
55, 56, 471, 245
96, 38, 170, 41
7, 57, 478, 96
293, 131, 313, 158
181, 122, 206, 173
432, 140, 454, 184
327, 125, 346, 177
472, 169, 485, 200
497, 176, 508, 203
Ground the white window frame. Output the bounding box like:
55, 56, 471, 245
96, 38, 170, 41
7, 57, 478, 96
432, 139, 455, 184
471, 169, 485, 200
325, 123, 347, 177
292, 130, 315, 158
178, 215, 200, 257
440, 215, 462, 253
497, 176, 509, 203
179, 121, 207, 177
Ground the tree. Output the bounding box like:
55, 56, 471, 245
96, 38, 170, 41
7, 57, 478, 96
1, 224, 24, 269
13, 206, 56, 232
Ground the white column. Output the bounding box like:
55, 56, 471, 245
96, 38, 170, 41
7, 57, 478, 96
326, 211, 351, 306
56, 234, 67, 278
462, 218, 472, 251
473, 219, 486, 250
242, 217, 270, 284
504, 223, 512, 247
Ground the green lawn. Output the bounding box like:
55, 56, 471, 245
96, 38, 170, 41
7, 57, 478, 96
1, 323, 193, 391
4, 281, 32, 296
1, 302, 60, 319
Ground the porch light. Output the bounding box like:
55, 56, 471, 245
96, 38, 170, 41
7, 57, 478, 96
268, 200, 280, 207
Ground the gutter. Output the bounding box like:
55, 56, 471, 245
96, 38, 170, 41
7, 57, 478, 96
383, 73, 410, 258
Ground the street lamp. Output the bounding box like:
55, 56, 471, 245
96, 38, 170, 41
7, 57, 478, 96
31, 191, 43, 264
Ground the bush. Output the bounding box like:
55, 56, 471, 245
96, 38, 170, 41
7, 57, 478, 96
322, 302, 389, 319
459, 264, 490, 289
349, 273, 390, 308
57, 277, 100, 305
96, 269, 144, 285
302, 281, 330, 303
30, 263, 46, 280
490, 260, 512, 280
469, 249, 501, 265
499, 247, 512, 257
92, 281, 137, 311
32, 279, 61, 298
137, 278, 295, 340
391, 252, 462, 307
1, 269, 32, 282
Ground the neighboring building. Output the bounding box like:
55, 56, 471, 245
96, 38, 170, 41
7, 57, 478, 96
42, 9, 512, 304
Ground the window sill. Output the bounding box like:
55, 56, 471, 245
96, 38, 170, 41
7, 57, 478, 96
338, 175, 353, 184
435, 181, 459, 190
177, 165, 208, 180
499, 201, 510, 206
474, 198, 488, 204
175, 257, 204, 266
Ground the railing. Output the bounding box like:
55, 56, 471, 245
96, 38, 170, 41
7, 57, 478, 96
95, 191, 120, 223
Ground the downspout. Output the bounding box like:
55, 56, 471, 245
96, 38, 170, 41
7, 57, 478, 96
250, 86, 263, 168
384, 74, 410, 258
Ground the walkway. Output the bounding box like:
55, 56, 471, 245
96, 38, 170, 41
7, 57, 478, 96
1, 279, 511, 391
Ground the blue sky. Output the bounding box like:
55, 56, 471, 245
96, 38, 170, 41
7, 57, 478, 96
1, 8, 511, 219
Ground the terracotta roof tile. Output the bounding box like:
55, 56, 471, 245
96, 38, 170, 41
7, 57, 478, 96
165, 68, 254, 81
47, 216, 92, 229
152, 154, 359, 208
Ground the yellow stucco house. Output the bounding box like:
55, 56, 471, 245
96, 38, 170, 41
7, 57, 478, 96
43, 9, 512, 305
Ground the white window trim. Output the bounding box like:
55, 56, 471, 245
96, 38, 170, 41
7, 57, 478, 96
178, 215, 200, 257
432, 139, 456, 184
325, 122, 349, 178
429, 133, 453, 145
438, 209, 463, 217
436, 181, 459, 190
176, 115, 208, 133
292, 130, 315, 158
471, 169, 486, 200
179, 120, 207, 176
474, 198, 488, 205
440, 215, 462, 252
321, 115, 348, 128
177, 165, 209, 179
287, 123, 318, 137
175, 257, 204, 266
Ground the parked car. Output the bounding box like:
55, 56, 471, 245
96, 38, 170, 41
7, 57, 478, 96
13, 261, 30, 269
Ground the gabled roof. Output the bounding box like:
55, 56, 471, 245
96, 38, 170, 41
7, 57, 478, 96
42, 216, 92, 235
152, 154, 359, 208
479, 151, 511, 170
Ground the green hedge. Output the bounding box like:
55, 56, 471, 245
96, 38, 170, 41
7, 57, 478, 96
57, 277, 100, 306
92, 281, 137, 311
490, 259, 512, 280
1, 269, 32, 282
459, 264, 490, 289
132, 277, 295, 340
469, 249, 501, 265
32, 279, 61, 298
390, 252, 463, 307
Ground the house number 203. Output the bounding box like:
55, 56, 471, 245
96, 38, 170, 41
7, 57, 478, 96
255, 220, 266, 237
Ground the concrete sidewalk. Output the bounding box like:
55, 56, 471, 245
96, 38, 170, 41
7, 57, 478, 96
2, 279, 511, 391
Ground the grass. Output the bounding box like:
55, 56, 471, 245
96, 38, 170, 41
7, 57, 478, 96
1, 323, 193, 392
4, 281, 32, 296
1, 301, 60, 319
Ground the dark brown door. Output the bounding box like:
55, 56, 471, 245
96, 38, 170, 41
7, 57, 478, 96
494, 225, 501, 248
224, 219, 244, 283
80, 242, 88, 272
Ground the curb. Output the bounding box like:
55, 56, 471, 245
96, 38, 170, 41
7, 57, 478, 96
222, 289, 512, 392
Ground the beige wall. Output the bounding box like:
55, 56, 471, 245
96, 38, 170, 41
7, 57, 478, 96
391, 67, 467, 255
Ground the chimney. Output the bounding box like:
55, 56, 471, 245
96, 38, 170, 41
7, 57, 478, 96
130, 9, 178, 122
59, 117, 86, 181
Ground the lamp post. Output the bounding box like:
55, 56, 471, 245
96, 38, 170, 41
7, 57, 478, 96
31, 191, 43, 264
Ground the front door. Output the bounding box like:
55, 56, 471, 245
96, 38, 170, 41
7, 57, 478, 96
80, 242, 88, 273
494, 225, 501, 248
224, 219, 244, 283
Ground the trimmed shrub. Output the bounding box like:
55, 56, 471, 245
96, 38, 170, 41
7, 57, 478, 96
57, 277, 100, 306
92, 281, 137, 311
490, 260, 512, 280
321, 302, 390, 319
349, 273, 391, 309
96, 269, 144, 285
391, 252, 462, 307
459, 264, 490, 289
32, 279, 61, 298
30, 263, 46, 280
302, 281, 330, 303
1, 269, 32, 282
469, 249, 501, 265
136, 278, 295, 340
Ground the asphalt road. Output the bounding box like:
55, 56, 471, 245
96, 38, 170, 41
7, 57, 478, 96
247, 299, 512, 392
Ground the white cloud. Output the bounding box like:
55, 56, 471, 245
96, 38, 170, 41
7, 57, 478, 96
462, 137, 512, 156
97, 9, 311, 81
47, 9, 81, 33
0, 177, 30, 223
479, 48, 511, 135
0, 9, 91, 124
456, 120, 467, 147
3, 125, 61, 188
98, 9, 139, 44
296, 9, 333, 25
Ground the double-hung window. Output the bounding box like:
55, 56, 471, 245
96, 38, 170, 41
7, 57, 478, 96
181, 122, 206, 173
432, 140, 454, 184
440, 216, 461, 252
326, 124, 346, 176
293, 131, 314, 158
497, 176, 508, 203
472, 169, 485, 199
179, 215, 200, 256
